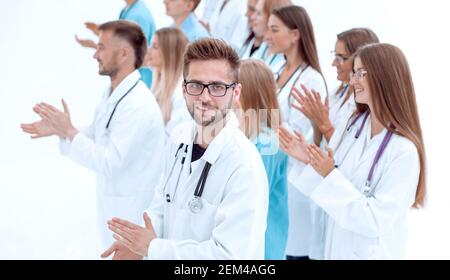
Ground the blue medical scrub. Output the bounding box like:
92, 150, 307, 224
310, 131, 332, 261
179, 13, 210, 42
119, 0, 155, 88
254, 131, 289, 260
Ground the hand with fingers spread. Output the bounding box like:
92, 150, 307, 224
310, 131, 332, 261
75, 34, 97, 49
21, 118, 57, 139
278, 127, 310, 164
101, 241, 143, 260
291, 84, 334, 137
33, 99, 79, 140
107, 212, 156, 257
307, 144, 335, 177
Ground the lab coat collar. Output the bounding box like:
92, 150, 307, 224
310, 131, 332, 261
201, 112, 239, 165
173, 112, 240, 166
107, 70, 141, 104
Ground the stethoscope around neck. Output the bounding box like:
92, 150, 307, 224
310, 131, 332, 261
335, 111, 394, 197
105, 79, 140, 129
162, 143, 213, 214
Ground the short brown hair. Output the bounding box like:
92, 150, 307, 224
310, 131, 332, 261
183, 38, 240, 82
98, 20, 147, 69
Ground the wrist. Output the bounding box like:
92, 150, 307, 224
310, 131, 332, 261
319, 121, 333, 134
66, 126, 79, 141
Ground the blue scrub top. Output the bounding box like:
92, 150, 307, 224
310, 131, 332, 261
119, 0, 156, 45
138, 67, 152, 89
120, 0, 155, 88
179, 13, 210, 42
254, 131, 289, 260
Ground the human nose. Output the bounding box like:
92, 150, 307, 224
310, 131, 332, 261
198, 86, 213, 102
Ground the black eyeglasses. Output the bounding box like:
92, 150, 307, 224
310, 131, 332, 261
183, 80, 237, 97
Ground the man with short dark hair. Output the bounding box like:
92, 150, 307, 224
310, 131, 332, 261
101, 38, 269, 260
75, 0, 156, 88
21, 20, 166, 248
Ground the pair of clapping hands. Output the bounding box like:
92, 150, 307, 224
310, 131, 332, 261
278, 84, 335, 177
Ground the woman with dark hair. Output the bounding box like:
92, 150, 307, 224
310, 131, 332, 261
282, 43, 426, 259
265, 5, 327, 260
246, 0, 291, 66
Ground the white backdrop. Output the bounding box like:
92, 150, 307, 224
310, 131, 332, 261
0, 0, 449, 259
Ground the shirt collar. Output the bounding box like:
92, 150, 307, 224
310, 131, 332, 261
107, 70, 141, 104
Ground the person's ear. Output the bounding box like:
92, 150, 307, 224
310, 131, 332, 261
291, 29, 300, 44
233, 83, 242, 103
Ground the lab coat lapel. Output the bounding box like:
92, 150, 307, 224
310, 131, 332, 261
95, 70, 141, 129
176, 113, 239, 202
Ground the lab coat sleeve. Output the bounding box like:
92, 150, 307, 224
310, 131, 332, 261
59, 125, 95, 156
298, 143, 420, 238
147, 166, 268, 260
66, 106, 158, 178
145, 175, 165, 238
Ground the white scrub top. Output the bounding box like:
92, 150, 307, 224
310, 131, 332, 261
60, 70, 166, 247
289, 114, 420, 259
146, 112, 269, 259
272, 60, 328, 258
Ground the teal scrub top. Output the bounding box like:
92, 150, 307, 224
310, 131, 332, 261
119, 0, 155, 45
120, 0, 155, 88
138, 67, 152, 89
254, 131, 289, 260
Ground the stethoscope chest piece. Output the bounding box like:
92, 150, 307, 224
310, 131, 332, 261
189, 196, 203, 214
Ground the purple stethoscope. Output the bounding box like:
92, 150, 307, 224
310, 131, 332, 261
335, 111, 394, 197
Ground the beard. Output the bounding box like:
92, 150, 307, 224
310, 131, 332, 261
97, 52, 120, 77
188, 98, 233, 127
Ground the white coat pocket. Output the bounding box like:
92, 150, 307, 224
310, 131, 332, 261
352, 233, 381, 260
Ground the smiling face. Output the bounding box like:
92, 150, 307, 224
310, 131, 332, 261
183, 59, 241, 127
266, 14, 298, 54
350, 56, 371, 107
332, 40, 352, 82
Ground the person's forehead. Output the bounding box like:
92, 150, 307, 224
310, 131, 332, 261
186, 60, 234, 82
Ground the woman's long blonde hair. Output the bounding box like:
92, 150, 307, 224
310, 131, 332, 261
238, 59, 281, 139
354, 43, 427, 208
151, 28, 188, 124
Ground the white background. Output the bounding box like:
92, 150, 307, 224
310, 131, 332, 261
0, 0, 449, 259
